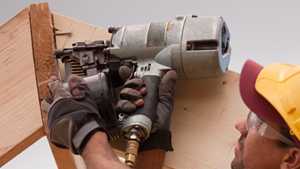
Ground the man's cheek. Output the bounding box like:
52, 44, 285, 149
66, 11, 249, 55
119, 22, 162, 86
242, 134, 262, 169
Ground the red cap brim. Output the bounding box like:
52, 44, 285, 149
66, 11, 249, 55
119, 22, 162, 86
239, 60, 287, 126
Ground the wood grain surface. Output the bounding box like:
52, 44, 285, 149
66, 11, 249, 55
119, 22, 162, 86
0, 7, 44, 166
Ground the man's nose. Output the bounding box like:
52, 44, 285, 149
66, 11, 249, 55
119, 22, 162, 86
235, 120, 247, 134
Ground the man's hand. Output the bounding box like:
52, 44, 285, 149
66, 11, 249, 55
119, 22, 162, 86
116, 70, 178, 151
42, 75, 107, 154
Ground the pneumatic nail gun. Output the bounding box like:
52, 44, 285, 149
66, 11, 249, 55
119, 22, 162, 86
54, 15, 231, 168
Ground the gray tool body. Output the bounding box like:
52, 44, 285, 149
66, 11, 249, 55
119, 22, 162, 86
55, 15, 231, 168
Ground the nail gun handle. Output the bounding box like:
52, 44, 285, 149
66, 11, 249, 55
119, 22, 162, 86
136, 75, 160, 122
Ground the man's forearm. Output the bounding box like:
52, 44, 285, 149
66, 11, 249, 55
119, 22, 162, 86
82, 132, 129, 169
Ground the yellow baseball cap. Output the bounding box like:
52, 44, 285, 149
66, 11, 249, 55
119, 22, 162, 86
240, 60, 299, 145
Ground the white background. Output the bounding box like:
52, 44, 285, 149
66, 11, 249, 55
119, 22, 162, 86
1, 0, 300, 168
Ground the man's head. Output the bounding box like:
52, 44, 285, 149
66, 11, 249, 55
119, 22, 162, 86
232, 60, 300, 169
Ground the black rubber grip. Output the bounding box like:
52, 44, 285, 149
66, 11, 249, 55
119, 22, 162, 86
136, 75, 160, 122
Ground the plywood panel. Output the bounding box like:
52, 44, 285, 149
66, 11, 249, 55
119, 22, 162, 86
0, 8, 44, 166
53, 13, 111, 49
165, 71, 248, 169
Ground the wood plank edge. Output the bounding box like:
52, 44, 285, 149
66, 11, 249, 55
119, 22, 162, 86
0, 8, 29, 30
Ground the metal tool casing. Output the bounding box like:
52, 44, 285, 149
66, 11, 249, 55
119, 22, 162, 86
108, 15, 231, 79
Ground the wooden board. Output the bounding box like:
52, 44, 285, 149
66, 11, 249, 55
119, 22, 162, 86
29, 3, 78, 169
165, 71, 247, 169
0, 8, 44, 166
53, 13, 111, 49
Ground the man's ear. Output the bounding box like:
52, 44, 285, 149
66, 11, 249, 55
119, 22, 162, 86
281, 148, 300, 169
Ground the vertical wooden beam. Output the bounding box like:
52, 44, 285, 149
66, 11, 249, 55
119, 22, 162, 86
29, 3, 77, 169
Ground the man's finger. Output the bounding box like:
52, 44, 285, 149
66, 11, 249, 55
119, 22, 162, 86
48, 75, 60, 94
139, 87, 147, 95
161, 70, 177, 86
123, 78, 145, 90
67, 75, 89, 99
116, 100, 136, 114
68, 75, 84, 90
159, 70, 177, 97
48, 76, 71, 100
134, 98, 144, 107
120, 88, 143, 101
41, 99, 51, 113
